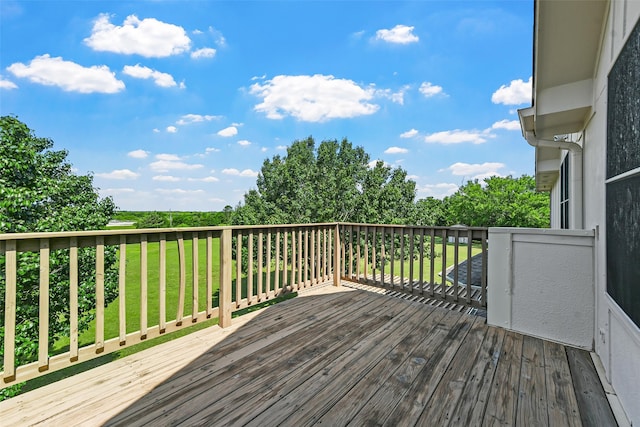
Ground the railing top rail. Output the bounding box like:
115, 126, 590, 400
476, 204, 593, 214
337, 222, 489, 231
0, 223, 340, 241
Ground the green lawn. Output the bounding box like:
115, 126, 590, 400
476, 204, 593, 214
355, 242, 482, 282
54, 238, 223, 351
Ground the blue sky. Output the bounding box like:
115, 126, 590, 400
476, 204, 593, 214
1, 1, 534, 212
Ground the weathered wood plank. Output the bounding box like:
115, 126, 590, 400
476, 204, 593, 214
566, 346, 617, 427
516, 335, 549, 427
544, 340, 581, 427
482, 330, 524, 427
447, 325, 505, 426
309, 305, 450, 426
416, 315, 489, 426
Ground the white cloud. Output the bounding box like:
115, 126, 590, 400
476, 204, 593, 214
417, 183, 459, 199
123, 64, 178, 88
152, 175, 181, 182
150, 159, 203, 172
491, 77, 532, 105
128, 149, 149, 159
237, 140, 251, 146
96, 169, 140, 180
7, 54, 124, 94
375, 25, 419, 44
384, 146, 408, 154
188, 176, 219, 182
205, 147, 220, 153
176, 114, 221, 125
84, 14, 191, 57
400, 129, 419, 138
217, 126, 238, 137
166, 126, 178, 133
491, 119, 521, 131
103, 187, 136, 194
444, 162, 505, 180
276, 145, 288, 150
192, 29, 204, 35
155, 188, 205, 195
419, 82, 444, 98
424, 129, 493, 144
407, 174, 419, 180
155, 153, 181, 161
375, 85, 410, 105
191, 47, 216, 59
250, 74, 379, 122
261, 147, 268, 152
0, 76, 18, 89
153, 128, 160, 133
222, 168, 259, 177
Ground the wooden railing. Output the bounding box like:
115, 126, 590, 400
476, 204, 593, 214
0, 222, 487, 390
0, 224, 339, 389
338, 223, 488, 310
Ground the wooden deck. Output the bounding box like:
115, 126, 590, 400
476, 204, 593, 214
0, 283, 615, 426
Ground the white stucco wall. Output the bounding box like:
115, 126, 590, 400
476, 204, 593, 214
488, 228, 595, 349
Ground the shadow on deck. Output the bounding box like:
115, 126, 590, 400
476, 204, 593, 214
0, 283, 615, 426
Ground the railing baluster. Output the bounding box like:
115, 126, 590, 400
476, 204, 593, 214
441, 229, 447, 299
69, 237, 78, 360
119, 235, 127, 343
206, 231, 213, 318
235, 231, 242, 307
96, 236, 105, 352
419, 229, 425, 296
159, 234, 166, 331
333, 224, 340, 286
453, 229, 460, 302
176, 232, 186, 324
290, 229, 296, 290
310, 228, 315, 286
348, 225, 353, 279
248, 231, 254, 303
409, 228, 415, 294
192, 233, 199, 321
3, 240, 17, 379
372, 228, 377, 284
304, 229, 309, 287
380, 228, 386, 288
283, 230, 288, 291
297, 229, 303, 289
390, 228, 395, 288
467, 229, 473, 305
219, 229, 232, 328
317, 228, 321, 284
257, 230, 263, 301
140, 234, 148, 338
363, 226, 368, 281
400, 230, 405, 291
355, 226, 361, 281
38, 239, 50, 370
275, 230, 280, 294
266, 230, 272, 296
429, 228, 436, 297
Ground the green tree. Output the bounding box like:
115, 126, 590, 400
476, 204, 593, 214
443, 175, 550, 227
136, 211, 168, 228
233, 137, 416, 225
0, 116, 118, 375
413, 197, 446, 226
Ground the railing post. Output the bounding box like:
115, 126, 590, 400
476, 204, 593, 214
333, 224, 341, 286
219, 228, 233, 328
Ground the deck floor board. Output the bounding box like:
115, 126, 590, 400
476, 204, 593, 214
0, 283, 615, 427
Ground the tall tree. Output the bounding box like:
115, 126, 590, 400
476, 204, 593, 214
443, 175, 550, 227
233, 137, 416, 225
0, 116, 118, 374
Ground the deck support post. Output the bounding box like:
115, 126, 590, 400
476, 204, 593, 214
333, 224, 341, 286
219, 228, 233, 328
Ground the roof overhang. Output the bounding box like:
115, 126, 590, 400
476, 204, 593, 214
520, 0, 608, 190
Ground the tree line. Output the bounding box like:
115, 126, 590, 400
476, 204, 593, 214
232, 136, 550, 229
